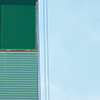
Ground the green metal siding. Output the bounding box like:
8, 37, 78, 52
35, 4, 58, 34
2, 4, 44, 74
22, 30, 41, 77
0, 52, 38, 100
0, 0, 36, 5
0, 0, 37, 50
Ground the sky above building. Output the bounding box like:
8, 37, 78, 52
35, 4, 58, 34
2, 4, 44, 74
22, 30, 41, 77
39, 0, 100, 100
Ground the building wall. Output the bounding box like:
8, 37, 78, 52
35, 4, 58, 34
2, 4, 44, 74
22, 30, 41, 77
0, 0, 37, 49
0, 0, 38, 99
0, 52, 38, 99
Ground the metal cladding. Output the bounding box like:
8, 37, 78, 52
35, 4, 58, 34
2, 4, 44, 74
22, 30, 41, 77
0, 52, 38, 99
0, 0, 39, 100
0, 0, 37, 50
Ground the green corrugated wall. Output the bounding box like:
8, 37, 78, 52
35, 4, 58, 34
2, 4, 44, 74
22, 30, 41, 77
0, 52, 38, 100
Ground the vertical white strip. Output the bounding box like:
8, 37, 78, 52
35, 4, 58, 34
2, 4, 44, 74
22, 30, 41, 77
37, 0, 41, 100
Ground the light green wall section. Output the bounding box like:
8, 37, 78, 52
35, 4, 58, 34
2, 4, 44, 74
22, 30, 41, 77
0, 52, 38, 100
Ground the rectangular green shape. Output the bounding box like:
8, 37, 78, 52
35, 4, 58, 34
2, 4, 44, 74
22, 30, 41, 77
1, 5, 36, 49
0, 0, 37, 50
0, 52, 38, 99
0, 0, 36, 5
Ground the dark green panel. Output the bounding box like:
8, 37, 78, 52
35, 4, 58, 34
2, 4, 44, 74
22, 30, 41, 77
0, 0, 37, 50
0, 52, 38, 100
0, 0, 36, 5
1, 5, 36, 49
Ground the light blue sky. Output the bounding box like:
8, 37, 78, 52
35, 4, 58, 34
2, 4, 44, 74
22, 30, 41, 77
39, 0, 100, 100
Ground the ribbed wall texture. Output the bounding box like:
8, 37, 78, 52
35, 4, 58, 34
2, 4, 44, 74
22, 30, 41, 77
0, 52, 38, 100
